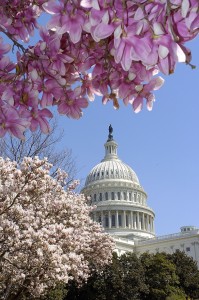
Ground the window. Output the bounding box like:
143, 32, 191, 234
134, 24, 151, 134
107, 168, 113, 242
137, 194, 140, 202
123, 192, 127, 200
117, 192, 121, 200
186, 247, 190, 252
129, 192, 132, 201
99, 193, 102, 201
105, 192, 108, 200
111, 192, 115, 200
112, 214, 116, 227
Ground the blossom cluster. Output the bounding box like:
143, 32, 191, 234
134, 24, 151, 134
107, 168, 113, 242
0, 0, 198, 138
0, 157, 114, 299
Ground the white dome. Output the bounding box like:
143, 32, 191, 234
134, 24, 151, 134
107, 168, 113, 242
85, 159, 140, 186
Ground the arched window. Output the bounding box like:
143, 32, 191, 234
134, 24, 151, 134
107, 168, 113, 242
129, 192, 132, 201
117, 192, 121, 200
99, 193, 102, 201
111, 192, 115, 200
105, 192, 108, 200
123, 192, 127, 200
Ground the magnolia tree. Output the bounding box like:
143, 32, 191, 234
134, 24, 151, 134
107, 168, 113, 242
0, 0, 198, 138
0, 157, 114, 300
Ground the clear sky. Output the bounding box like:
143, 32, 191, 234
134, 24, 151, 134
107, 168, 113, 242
55, 37, 199, 237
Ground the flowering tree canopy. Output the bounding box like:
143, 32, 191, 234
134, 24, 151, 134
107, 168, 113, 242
0, 157, 114, 300
0, 0, 198, 138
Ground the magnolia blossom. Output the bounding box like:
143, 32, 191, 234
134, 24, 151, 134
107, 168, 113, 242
0, 0, 198, 138
0, 157, 114, 299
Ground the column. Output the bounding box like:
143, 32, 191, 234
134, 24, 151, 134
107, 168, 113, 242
146, 214, 149, 231
116, 210, 119, 228
151, 217, 154, 232
123, 210, 126, 228
141, 213, 144, 230
134, 212, 137, 229
149, 216, 152, 232
138, 212, 141, 230
130, 211, 133, 229
108, 211, 111, 228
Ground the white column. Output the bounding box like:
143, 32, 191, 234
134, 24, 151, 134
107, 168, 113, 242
138, 212, 141, 230
146, 214, 149, 231
116, 210, 119, 228
123, 211, 126, 228
152, 217, 154, 232
134, 212, 137, 229
141, 213, 144, 230
108, 211, 111, 228
130, 211, 133, 228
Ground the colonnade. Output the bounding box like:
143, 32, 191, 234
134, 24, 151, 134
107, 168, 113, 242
91, 190, 146, 205
93, 210, 154, 233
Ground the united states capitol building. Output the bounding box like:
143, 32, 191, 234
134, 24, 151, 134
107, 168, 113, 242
81, 126, 199, 266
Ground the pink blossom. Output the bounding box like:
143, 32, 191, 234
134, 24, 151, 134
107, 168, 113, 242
57, 87, 88, 119
0, 0, 198, 137
0, 104, 29, 139
29, 107, 53, 133
132, 77, 165, 113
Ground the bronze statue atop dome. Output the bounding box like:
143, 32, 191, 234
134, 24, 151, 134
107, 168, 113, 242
108, 124, 113, 141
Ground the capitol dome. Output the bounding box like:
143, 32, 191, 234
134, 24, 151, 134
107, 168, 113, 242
85, 155, 140, 187
82, 125, 155, 240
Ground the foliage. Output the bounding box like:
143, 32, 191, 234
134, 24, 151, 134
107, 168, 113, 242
65, 252, 148, 300
62, 251, 199, 300
167, 250, 199, 299
140, 252, 184, 300
0, 157, 114, 300
0, 1, 198, 137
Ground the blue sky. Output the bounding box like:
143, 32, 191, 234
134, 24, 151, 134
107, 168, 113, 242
56, 37, 199, 236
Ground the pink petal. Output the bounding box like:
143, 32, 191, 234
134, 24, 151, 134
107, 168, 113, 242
39, 108, 53, 118
121, 45, 132, 71
93, 23, 115, 40
42, 1, 62, 14
76, 98, 88, 108
132, 96, 143, 113
114, 40, 125, 64
38, 118, 51, 134
69, 22, 82, 43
